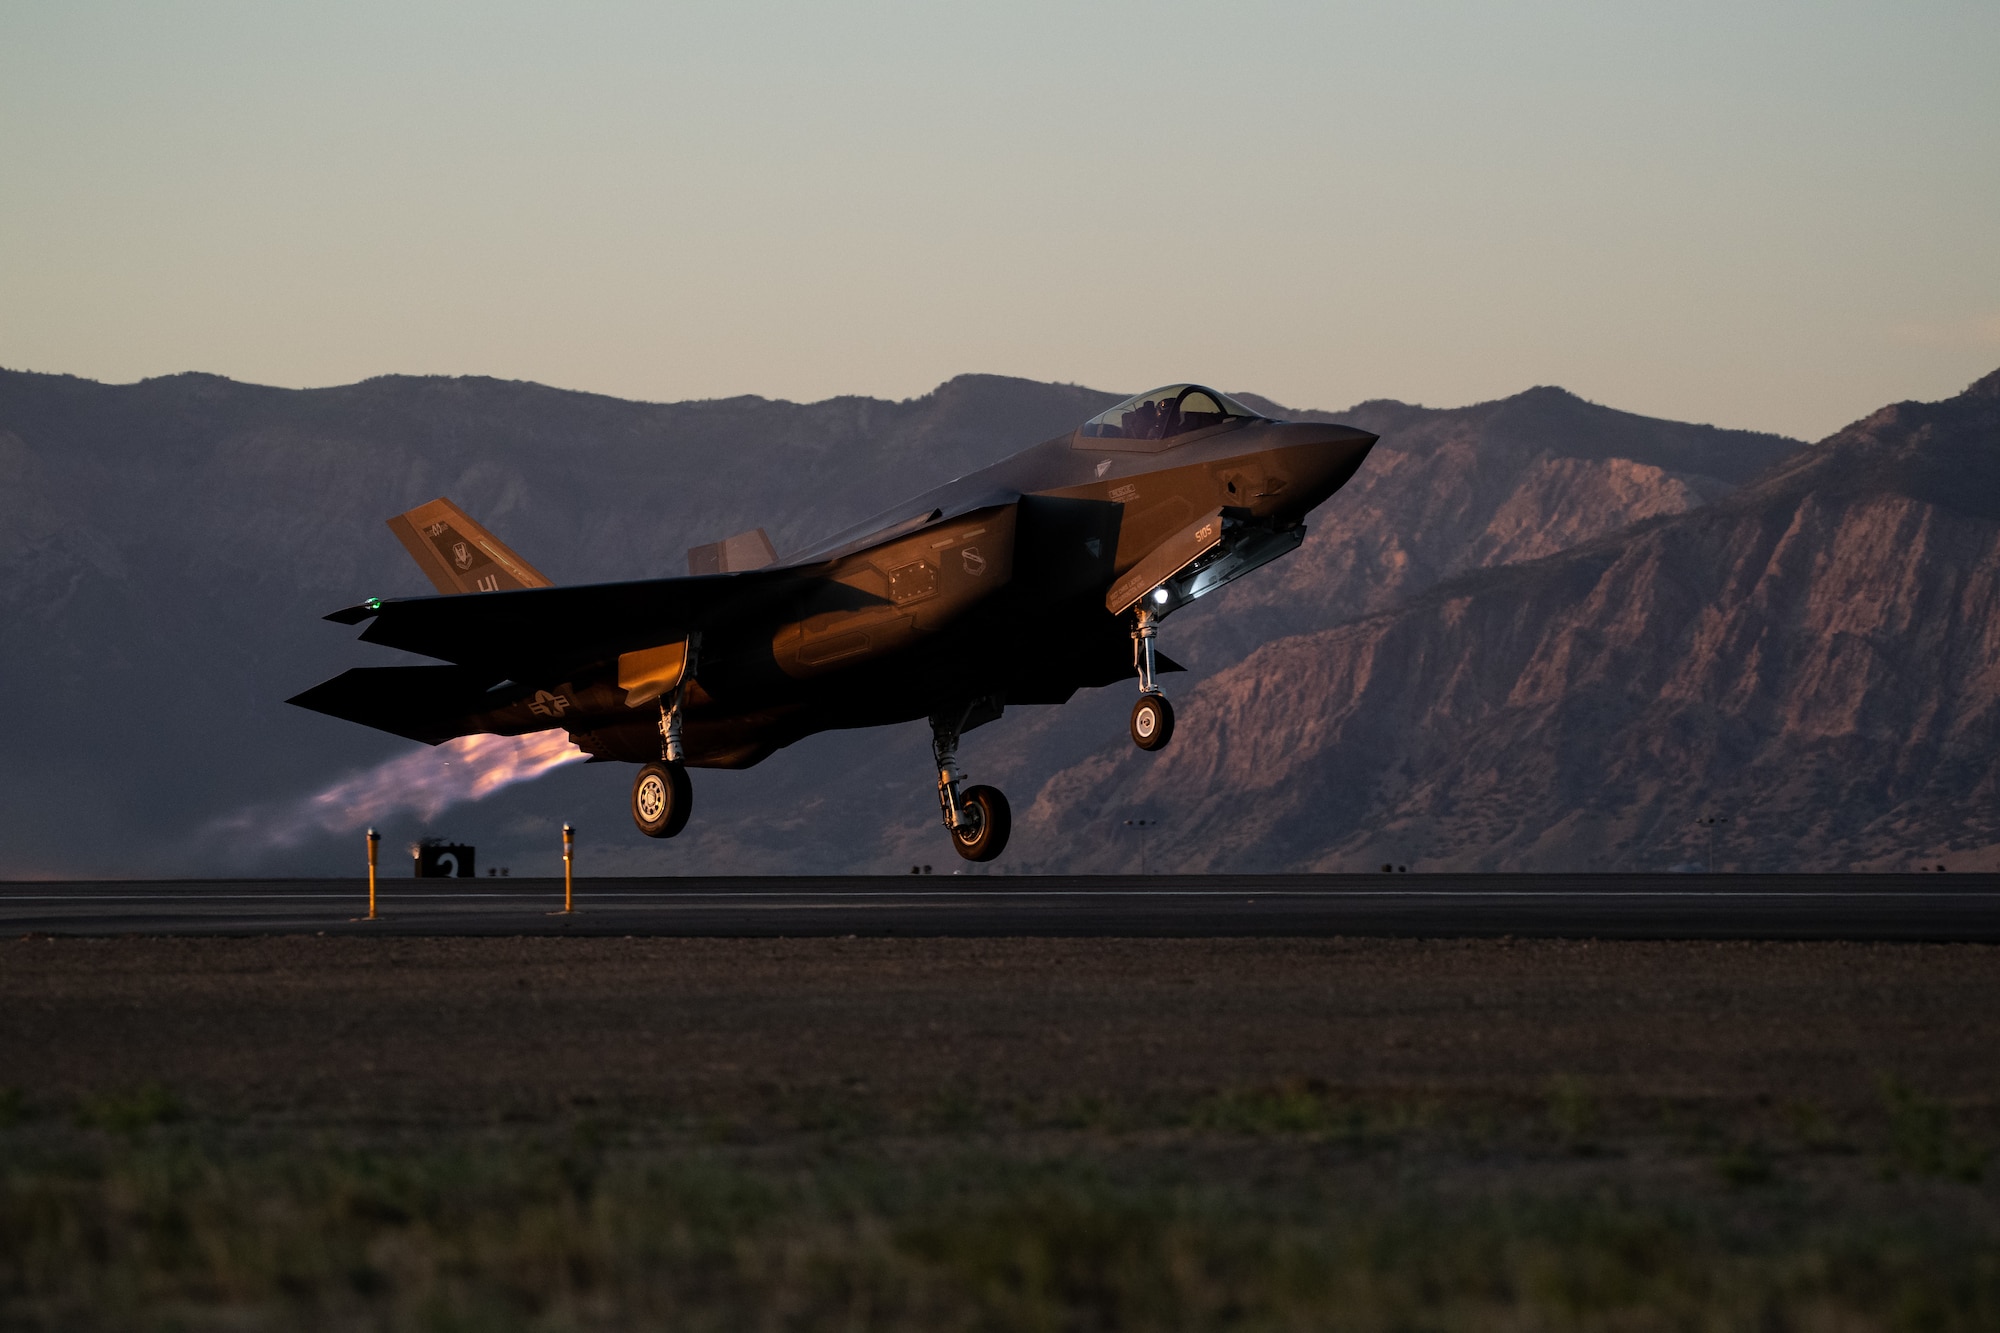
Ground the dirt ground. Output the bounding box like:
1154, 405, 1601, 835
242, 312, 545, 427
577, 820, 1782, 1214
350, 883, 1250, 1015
5, 936, 1999, 1331
3, 935, 1995, 1116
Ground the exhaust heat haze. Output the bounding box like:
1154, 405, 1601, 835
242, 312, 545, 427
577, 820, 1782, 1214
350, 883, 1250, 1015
217, 732, 588, 850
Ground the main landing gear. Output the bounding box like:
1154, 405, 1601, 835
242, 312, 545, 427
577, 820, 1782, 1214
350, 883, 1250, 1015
632, 691, 693, 838
632, 760, 692, 838
1129, 603, 1175, 752
932, 702, 1010, 862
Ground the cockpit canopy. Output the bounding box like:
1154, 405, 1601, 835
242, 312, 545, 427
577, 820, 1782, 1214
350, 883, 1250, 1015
1078, 384, 1265, 444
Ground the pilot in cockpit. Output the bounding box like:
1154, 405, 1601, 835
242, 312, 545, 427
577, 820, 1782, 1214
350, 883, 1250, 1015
1080, 384, 1263, 443
1122, 398, 1165, 439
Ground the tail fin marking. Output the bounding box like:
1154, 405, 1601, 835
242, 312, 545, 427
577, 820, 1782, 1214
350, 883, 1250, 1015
387, 498, 553, 595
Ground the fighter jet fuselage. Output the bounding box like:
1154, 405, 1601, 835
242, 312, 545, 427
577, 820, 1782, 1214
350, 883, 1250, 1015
292, 385, 1377, 860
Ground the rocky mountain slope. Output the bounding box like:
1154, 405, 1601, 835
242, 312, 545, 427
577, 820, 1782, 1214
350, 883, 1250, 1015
0, 366, 1809, 875
1015, 370, 2000, 873
1177, 385, 1794, 669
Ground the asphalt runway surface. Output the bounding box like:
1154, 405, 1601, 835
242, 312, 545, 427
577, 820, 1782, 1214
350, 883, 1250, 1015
2, 873, 1996, 940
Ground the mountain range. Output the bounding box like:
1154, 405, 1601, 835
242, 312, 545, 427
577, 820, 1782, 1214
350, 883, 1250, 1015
1, 364, 1991, 877
1023, 370, 2000, 874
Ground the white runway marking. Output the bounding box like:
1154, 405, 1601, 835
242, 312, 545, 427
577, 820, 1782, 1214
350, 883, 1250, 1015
5, 878, 1993, 940
7, 888, 1997, 901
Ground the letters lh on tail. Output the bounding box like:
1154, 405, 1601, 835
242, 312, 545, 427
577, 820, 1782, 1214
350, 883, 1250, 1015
386, 498, 552, 595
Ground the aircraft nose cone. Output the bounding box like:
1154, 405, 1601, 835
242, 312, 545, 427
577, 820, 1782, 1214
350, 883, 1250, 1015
1266, 421, 1377, 513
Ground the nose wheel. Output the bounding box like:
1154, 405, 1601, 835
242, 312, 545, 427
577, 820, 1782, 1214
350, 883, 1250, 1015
1130, 694, 1174, 751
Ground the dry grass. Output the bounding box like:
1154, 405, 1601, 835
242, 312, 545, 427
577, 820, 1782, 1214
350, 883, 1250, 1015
2, 936, 1997, 1329
3, 1085, 1997, 1331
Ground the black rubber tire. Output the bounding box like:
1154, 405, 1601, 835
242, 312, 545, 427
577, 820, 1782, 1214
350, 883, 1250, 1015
950, 784, 1011, 862
631, 760, 693, 838
1130, 694, 1175, 751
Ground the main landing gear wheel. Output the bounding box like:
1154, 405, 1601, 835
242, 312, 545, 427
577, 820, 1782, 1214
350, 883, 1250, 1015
631, 760, 693, 838
951, 784, 1011, 862
1130, 694, 1175, 751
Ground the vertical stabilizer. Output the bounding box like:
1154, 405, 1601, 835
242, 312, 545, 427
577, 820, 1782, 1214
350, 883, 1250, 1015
386, 498, 553, 595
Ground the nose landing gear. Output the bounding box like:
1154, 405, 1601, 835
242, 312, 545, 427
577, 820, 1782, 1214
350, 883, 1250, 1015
932, 701, 1011, 862
1130, 603, 1175, 752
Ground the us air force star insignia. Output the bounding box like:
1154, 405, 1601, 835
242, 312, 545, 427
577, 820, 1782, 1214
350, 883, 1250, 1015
528, 690, 571, 718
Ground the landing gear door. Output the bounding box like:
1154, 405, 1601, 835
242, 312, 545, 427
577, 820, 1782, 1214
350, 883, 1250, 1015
1106, 508, 1226, 616
617, 639, 690, 709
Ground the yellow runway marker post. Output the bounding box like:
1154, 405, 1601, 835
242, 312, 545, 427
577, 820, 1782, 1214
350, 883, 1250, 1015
366, 828, 379, 920
560, 823, 574, 914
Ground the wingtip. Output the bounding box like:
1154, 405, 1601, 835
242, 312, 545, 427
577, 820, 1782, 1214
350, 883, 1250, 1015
325, 598, 385, 625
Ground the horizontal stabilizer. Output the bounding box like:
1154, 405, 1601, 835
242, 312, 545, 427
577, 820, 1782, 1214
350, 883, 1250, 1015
687, 527, 777, 576
287, 665, 508, 744
387, 498, 552, 595
326, 564, 830, 678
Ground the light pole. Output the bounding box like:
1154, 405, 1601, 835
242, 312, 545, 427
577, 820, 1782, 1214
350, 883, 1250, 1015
1122, 818, 1158, 874
1695, 815, 1730, 872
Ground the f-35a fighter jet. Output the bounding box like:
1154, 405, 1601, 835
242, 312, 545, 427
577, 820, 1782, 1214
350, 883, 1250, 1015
291, 385, 1376, 861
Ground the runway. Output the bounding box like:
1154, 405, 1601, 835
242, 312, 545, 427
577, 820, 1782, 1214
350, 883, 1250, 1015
3, 873, 1996, 940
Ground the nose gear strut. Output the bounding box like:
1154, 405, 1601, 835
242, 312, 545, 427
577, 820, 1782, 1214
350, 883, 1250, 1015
1133, 604, 1161, 695
1129, 603, 1175, 751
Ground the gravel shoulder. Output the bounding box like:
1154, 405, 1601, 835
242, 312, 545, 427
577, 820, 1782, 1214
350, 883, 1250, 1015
4, 935, 1995, 1115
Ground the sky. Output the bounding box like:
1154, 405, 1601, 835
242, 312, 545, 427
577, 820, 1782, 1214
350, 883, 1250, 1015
1, 1, 1995, 440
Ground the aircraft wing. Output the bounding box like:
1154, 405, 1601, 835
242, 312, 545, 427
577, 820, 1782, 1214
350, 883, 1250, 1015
326, 565, 816, 678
